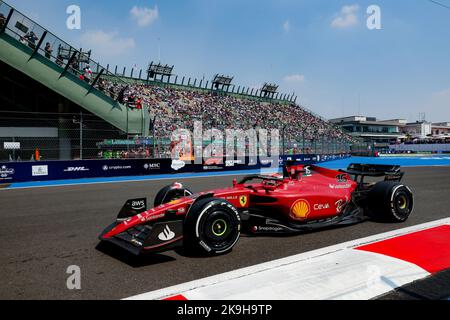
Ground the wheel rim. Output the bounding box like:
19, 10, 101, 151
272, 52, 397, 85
211, 219, 228, 237
397, 195, 407, 210
201, 210, 238, 250
393, 189, 412, 219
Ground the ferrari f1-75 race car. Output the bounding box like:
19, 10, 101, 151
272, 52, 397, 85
99, 163, 414, 256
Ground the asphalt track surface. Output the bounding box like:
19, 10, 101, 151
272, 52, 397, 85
379, 268, 450, 300
0, 166, 449, 300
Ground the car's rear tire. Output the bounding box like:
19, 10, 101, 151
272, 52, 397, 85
184, 198, 241, 255
369, 181, 413, 222
154, 184, 193, 207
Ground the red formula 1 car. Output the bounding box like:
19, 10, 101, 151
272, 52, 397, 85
99, 163, 414, 256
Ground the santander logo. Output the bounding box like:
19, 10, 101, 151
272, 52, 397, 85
158, 225, 175, 241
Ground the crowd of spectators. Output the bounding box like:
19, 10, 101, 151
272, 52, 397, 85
101, 81, 356, 148
98, 148, 151, 159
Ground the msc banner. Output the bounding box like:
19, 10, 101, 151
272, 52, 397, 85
0, 154, 350, 184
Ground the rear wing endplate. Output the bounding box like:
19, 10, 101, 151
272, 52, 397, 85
341, 163, 404, 182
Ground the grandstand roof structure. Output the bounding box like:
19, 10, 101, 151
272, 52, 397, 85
261, 83, 278, 99
212, 74, 233, 91
147, 62, 174, 82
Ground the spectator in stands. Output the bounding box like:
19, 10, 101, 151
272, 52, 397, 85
0, 13, 5, 28
83, 65, 93, 83
136, 97, 142, 110
97, 79, 106, 91
19, 35, 28, 45
116, 87, 125, 102
71, 56, 79, 71
56, 53, 64, 66
24, 31, 39, 49
44, 42, 53, 59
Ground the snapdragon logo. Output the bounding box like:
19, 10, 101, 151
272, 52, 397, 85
66, 5, 81, 30
254, 226, 284, 232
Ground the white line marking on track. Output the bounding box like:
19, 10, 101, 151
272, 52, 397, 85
124, 217, 450, 300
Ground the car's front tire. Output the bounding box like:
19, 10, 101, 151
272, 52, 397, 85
184, 198, 241, 255
369, 181, 414, 222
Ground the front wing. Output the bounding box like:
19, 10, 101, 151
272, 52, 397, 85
99, 220, 184, 255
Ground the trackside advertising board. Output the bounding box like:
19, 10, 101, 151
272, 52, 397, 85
0, 154, 350, 183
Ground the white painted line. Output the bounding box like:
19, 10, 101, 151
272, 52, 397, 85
125, 217, 450, 300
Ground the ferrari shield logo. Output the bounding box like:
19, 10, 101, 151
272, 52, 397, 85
239, 196, 248, 207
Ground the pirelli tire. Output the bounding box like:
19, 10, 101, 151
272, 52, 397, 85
184, 198, 241, 255
154, 184, 193, 207
369, 181, 414, 222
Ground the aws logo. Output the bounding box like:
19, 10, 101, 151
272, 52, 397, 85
290, 199, 310, 220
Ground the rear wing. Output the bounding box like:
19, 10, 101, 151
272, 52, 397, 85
341, 163, 404, 182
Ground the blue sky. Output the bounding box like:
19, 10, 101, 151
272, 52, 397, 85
4, 0, 450, 122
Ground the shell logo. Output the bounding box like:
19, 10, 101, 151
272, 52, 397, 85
290, 199, 310, 220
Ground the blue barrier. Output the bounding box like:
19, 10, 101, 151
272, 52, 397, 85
0, 154, 351, 184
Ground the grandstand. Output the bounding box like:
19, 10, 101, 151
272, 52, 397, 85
105, 81, 357, 157
0, 0, 355, 161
